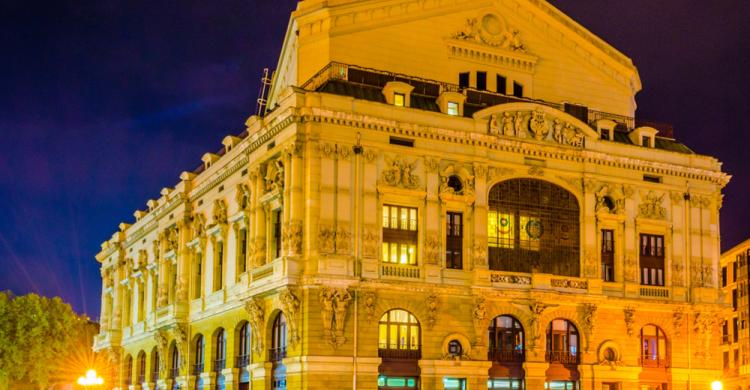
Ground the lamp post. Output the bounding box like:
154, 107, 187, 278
77, 369, 104, 387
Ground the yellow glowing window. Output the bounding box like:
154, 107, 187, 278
447, 102, 459, 116
394, 93, 405, 107
519, 215, 541, 251
382, 205, 418, 265
488, 211, 514, 248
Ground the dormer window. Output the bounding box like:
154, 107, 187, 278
382, 81, 414, 107
601, 131, 610, 141
447, 102, 459, 116
394, 93, 405, 107
437, 91, 466, 117
630, 126, 659, 149
642, 136, 651, 147
595, 119, 615, 142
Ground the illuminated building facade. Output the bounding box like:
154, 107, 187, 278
720, 239, 750, 389
93, 1, 730, 389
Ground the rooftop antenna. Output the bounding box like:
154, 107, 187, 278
256, 68, 271, 117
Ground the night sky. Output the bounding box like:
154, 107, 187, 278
1, 1, 749, 319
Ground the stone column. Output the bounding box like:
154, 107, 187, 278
361, 148, 379, 278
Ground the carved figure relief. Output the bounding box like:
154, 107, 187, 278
244, 297, 265, 354
426, 293, 439, 329
473, 238, 488, 267
583, 249, 598, 278
453, 13, 527, 52
253, 238, 266, 267
154, 330, 168, 376
318, 225, 335, 254
173, 323, 188, 371
264, 159, 285, 193
581, 303, 598, 350
212, 199, 228, 226
137, 250, 148, 270
595, 184, 625, 214
362, 226, 379, 259
502, 112, 514, 136
285, 220, 303, 255
335, 225, 351, 255
693, 311, 718, 359
363, 291, 377, 321
166, 226, 179, 253
488, 114, 500, 136
380, 156, 420, 189
527, 301, 556, 348
623, 307, 635, 337
638, 191, 667, 220
236, 183, 251, 210
472, 296, 487, 345
673, 308, 685, 337
279, 288, 301, 347
192, 213, 206, 240
424, 234, 440, 265
529, 110, 549, 141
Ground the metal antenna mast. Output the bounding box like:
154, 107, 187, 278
256, 68, 271, 117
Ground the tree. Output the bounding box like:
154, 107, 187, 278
0, 291, 94, 390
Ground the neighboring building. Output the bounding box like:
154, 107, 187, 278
721, 239, 750, 388
92, 1, 731, 389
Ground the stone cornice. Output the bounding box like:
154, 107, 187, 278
302, 107, 729, 186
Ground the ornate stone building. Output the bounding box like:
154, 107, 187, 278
720, 239, 750, 389
93, 1, 730, 389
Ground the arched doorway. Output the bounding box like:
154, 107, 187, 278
488, 315, 525, 389
378, 309, 421, 390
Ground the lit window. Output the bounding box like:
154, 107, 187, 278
382, 205, 418, 265
378, 309, 420, 356
447, 102, 459, 116
394, 93, 405, 107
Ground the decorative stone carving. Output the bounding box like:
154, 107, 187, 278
318, 224, 335, 254
673, 308, 685, 337
473, 238, 488, 267
380, 156, 420, 189
362, 225, 379, 259
137, 250, 148, 270
623, 307, 635, 337
166, 226, 179, 252
286, 220, 303, 255
173, 323, 188, 371
488, 114, 500, 136
192, 213, 206, 240
363, 148, 378, 163
333, 288, 352, 346
236, 183, 251, 210
527, 301, 555, 348
335, 224, 351, 255
694, 311, 718, 359
583, 249, 598, 278
583, 179, 599, 193
472, 296, 487, 345
488, 166, 515, 181
473, 164, 487, 181
595, 184, 625, 214
426, 293, 439, 329
490, 273, 531, 285
453, 14, 526, 52
264, 159, 284, 193
624, 255, 638, 283
672, 261, 685, 287
212, 199, 228, 226
154, 330, 168, 377
502, 112, 515, 136
529, 110, 549, 141
284, 141, 303, 158
514, 112, 527, 136
551, 278, 588, 289
581, 303, 597, 348
253, 238, 266, 267
638, 191, 667, 220
669, 191, 683, 204
244, 297, 265, 354
363, 291, 377, 321
424, 234, 440, 265
279, 287, 301, 347
424, 157, 439, 173
528, 166, 544, 177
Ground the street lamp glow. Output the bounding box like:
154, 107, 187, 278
711, 380, 723, 390
77, 369, 104, 386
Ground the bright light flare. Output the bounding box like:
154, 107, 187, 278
77, 369, 104, 386
711, 380, 723, 390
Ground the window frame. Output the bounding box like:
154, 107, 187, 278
446, 212, 463, 270
381, 205, 419, 266
378, 309, 421, 359
487, 315, 525, 363
601, 229, 615, 282
639, 234, 665, 287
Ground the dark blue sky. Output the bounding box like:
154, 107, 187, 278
1, 1, 749, 318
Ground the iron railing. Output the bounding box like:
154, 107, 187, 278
640, 355, 669, 368
192, 363, 204, 376
488, 349, 525, 363
545, 350, 579, 365
268, 347, 286, 362
212, 359, 225, 372
235, 354, 250, 368
378, 347, 422, 360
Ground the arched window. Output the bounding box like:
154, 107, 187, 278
214, 328, 226, 372
137, 351, 146, 383
378, 309, 421, 359
270, 313, 287, 362
546, 319, 579, 364
488, 179, 580, 276
193, 335, 205, 375
170, 343, 180, 379
640, 325, 668, 368
151, 347, 159, 383
237, 321, 251, 367
124, 355, 133, 385
488, 315, 524, 363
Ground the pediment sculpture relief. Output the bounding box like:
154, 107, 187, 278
489, 109, 585, 147
380, 156, 420, 189
264, 159, 284, 193
638, 191, 667, 220
453, 13, 527, 53
595, 184, 625, 215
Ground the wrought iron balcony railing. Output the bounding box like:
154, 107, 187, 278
192, 363, 204, 376
378, 346, 422, 360
640, 355, 670, 368
545, 350, 579, 365
235, 354, 250, 368
212, 359, 225, 372
268, 347, 286, 362
488, 349, 525, 363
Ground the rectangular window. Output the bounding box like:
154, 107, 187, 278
512, 82, 523, 98
642, 135, 651, 147
446, 212, 463, 270
273, 210, 282, 259
496, 75, 507, 94
733, 261, 738, 282
723, 321, 729, 344
447, 102, 459, 116
137, 286, 145, 322
733, 289, 738, 311
724, 351, 730, 369
722, 266, 728, 287
394, 92, 405, 107
193, 252, 203, 300
600, 129, 611, 141
476, 71, 487, 90
639, 234, 665, 286
214, 243, 224, 292
459, 72, 470, 89
734, 318, 739, 343
238, 229, 247, 277
382, 205, 418, 265
389, 136, 414, 147
601, 230, 615, 282
519, 215, 541, 251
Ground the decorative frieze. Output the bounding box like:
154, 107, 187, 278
380, 156, 420, 189
489, 273, 531, 285
638, 191, 666, 220
551, 278, 588, 289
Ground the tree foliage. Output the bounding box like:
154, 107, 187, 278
0, 291, 92, 389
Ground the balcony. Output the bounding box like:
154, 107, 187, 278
268, 347, 287, 362
488, 349, 525, 363
212, 359, 225, 372
381, 264, 420, 279
378, 346, 422, 360
640, 355, 669, 368
138, 373, 145, 384
545, 351, 579, 365
170, 367, 180, 379
235, 354, 250, 368
151, 371, 159, 383
639, 286, 669, 299
192, 363, 204, 376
